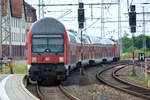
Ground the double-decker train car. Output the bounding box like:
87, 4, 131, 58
27, 17, 120, 84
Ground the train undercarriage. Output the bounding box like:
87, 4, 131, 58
28, 63, 66, 85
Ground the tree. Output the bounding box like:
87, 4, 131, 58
122, 33, 132, 52
121, 33, 150, 53
134, 34, 143, 49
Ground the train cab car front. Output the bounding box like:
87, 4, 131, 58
27, 17, 69, 84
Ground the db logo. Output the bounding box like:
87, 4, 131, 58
45, 57, 50, 61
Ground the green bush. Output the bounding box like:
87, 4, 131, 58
13, 62, 27, 74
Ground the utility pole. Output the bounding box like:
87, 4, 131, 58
0, 0, 2, 59
142, 6, 146, 54
0, 0, 2, 72
1, 0, 13, 73
38, 0, 45, 19
2, 0, 12, 58
38, 0, 40, 19
42, 0, 44, 18
142, 6, 148, 79
118, 0, 121, 55
101, 0, 104, 37
8, 0, 13, 74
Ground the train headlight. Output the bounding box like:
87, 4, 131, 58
32, 57, 37, 62
59, 57, 64, 62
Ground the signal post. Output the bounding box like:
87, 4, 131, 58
129, 5, 136, 76
78, 2, 85, 75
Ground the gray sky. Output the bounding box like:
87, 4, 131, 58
25, 0, 150, 40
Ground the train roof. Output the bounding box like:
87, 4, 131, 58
89, 36, 114, 45
67, 32, 91, 44
100, 38, 114, 45
31, 17, 65, 35
67, 31, 79, 43
67, 33, 114, 45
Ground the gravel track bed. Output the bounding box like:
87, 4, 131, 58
62, 63, 145, 100
39, 86, 69, 100
27, 84, 69, 100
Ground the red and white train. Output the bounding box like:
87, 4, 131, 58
27, 17, 120, 83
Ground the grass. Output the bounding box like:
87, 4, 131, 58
0, 61, 27, 74
120, 50, 150, 61
120, 53, 132, 61
13, 62, 27, 74
0, 66, 10, 74
129, 77, 150, 85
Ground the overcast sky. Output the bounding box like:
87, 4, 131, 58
25, 0, 150, 40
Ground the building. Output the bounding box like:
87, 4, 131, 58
24, 2, 37, 32
1, 0, 37, 60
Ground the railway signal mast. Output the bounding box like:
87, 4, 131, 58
78, 2, 85, 75
129, 5, 136, 76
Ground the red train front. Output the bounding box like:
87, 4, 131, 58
27, 17, 68, 83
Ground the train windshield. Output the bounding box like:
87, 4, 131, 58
32, 34, 64, 54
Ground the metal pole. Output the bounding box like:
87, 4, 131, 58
143, 6, 146, 54
132, 32, 136, 76
101, 0, 104, 37
127, 0, 129, 12
82, 18, 87, 34
0, 0, 2, 59
0, 0, 2, 72
42, 0, 44, 18
39, 0, 40, 19
142, 6, 147, 79
8, 0, 13, 74
118, 0, 122, 55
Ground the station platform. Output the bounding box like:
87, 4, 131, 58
0, 74, 39, 100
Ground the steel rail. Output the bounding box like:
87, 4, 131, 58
36, 84, 44, 100
113, 65, 150, 99
59, 84, 80, 100
96, 63, 150, 99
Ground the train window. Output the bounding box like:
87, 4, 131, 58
32, 38, 47, 53
32, 36, 64, 54
107, 52, 112, 57
95, 53, 101, 58
47, 38, 64, 53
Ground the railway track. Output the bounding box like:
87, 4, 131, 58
35, 84, 80, 100
23, 75, 80, 100
96, 62, 150, 100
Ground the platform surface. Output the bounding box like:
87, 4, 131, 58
0, 74, 39, 100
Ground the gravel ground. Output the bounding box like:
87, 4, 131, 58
39, 86, 69, 100
62, 63, 145, 100
116, 63, 150, 87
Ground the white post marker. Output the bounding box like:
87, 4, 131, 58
145, 58, 148, 80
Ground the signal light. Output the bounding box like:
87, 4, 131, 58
129, 11, 136, 27
78, 2, 84, 29
78, 9, 85, 23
